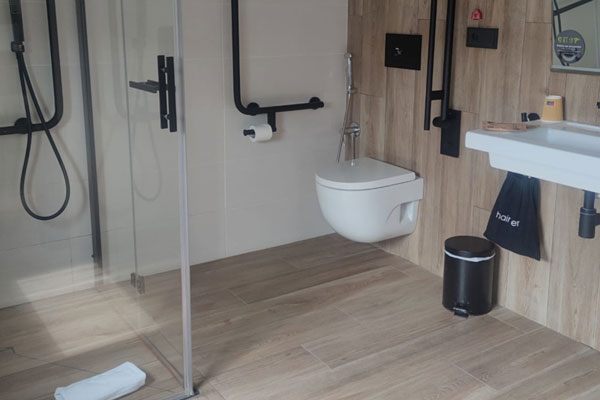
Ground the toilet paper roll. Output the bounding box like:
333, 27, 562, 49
248, 124, 273, 142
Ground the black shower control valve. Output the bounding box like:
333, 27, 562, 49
10, 41, 24, 53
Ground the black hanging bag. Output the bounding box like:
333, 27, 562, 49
484, 172, 541, 260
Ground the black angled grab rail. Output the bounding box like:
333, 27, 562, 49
424, 0, 461, 158
231, 0, 324, 132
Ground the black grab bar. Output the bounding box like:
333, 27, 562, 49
230, 0, 324, 132
1, 0, 63, 136
424, 0, 461, 158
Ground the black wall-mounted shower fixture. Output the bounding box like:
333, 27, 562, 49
1, 0, 63, 136
3, 0, 70, 221
230, 0, 324, 132
424, 0, 462, 158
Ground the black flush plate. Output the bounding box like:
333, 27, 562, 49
466, 27, 499, 49
385, 33, 422, 70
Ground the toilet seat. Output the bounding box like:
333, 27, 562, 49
315, 157, 423, 243
316, 157, 415, 190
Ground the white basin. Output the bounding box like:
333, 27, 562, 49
466, 122, 600, 193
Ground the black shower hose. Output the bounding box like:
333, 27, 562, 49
15, 51, 70, 220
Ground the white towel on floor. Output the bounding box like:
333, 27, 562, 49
54, 362, 146, 400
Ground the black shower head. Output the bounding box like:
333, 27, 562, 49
9, 0, 25, 44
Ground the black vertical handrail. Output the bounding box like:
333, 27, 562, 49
423, 0, 461, 158
0, 0, 63, 135
441, 0, 457, 121
424, 0, 437, 130
425, 0, 458, 129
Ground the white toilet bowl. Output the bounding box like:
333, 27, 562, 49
315, 157, 424, 243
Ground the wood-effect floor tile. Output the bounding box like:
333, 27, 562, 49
456, 328, 590, 391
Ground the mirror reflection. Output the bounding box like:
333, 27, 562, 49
552, 0, 600, 74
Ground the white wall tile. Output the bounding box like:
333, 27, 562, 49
69, 234, 96, 290
183, 0, 346, 259
0, 0, 347, 307
0, 239, 74, 308
188, 162, 225, 217
189, 211, 227, 265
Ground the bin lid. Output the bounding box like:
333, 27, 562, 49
444, 236, 495, 259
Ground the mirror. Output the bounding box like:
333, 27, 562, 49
551, 0, 600, 74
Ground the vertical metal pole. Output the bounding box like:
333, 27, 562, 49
424, 0, 437, 130
75, 0, 103, 270
174, 0, 194, 396
441, 0, 456, 121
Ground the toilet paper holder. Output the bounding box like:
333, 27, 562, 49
231, 0, 325, 133
243, 128, 256, 138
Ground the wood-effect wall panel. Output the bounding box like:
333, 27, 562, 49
478, 0, 527, 122
504, 180, 556, 325
360, 1, 387, 97
349, 0, 364, 16
518, 23, 552, 117
471, 206, 510, 305
548, 186, 600, 346
384, 69, 417, 169
564, 74, 600, 125
361, 94, 386, 158
450, 0, 489, 114
526, 0, 552, 23
348, 0, 600, 349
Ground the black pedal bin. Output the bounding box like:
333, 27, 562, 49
443, 236, 495, 317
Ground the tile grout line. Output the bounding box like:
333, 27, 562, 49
451, 327, 543, 366
332, 305, 365, 327
462, 347, 594, 395
300, 344, 334, 371
226, 288, 248, 305
452, 362, 498, 394
488, 311, 541, 334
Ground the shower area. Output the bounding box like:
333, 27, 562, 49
0, 0, 347, 397
0, 0, 193, 398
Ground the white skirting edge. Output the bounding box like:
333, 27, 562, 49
54, 362, 146, 400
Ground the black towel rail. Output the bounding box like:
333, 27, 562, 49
424, 0, 461, 158
231, 0, 324, 132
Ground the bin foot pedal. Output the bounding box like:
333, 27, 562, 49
453, 305, 469, 318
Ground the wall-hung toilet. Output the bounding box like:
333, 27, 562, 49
316, 157, 424, 243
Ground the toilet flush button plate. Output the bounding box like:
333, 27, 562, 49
385, 33, 422, 70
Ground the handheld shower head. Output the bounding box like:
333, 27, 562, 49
345, 52, 355, 94
9, 0, 25, 45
